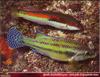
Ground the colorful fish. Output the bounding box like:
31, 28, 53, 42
7, 27, 96, 62
15, 10, 83, 31
0, 36, 13, 65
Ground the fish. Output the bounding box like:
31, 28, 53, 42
0, 36, 13, 65
7, 27, 96, 62
15, 10, 83, 31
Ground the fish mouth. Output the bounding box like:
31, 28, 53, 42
67, 25, 80, 30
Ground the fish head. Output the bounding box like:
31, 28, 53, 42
66, 21, 84, 31
69, 50, 97, 61
66, 25, 80, 30
62, 14, 84, 31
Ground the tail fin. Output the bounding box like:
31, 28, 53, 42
7, 27, 24, 48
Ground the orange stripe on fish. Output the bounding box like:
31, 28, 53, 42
27, 12, 50, 19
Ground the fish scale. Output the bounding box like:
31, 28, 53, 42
23, 36, 77, 53
30, 41, 74, 53
35, 38, 79, 48
23, 35, 89, 55
23, 34, 79, 48
32, 45, 72, 61
34, 34, 79, 47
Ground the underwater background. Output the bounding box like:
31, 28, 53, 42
0, 0, 99, 72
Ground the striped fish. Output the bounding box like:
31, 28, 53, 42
16, 10, 83, 31
7, 27, 96, 62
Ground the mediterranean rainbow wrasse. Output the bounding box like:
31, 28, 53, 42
15, 10, 84, 31
7, 27, 96, 62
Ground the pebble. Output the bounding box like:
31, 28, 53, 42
88, 41, 94, 49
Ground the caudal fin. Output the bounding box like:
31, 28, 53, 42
7, 27, 24, 48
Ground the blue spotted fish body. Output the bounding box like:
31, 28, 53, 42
7, 27, 96, 62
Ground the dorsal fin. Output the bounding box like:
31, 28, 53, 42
35, 29, 49, 39
36, 33, 49, 39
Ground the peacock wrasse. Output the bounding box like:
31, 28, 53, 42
7, 27, 96, 62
